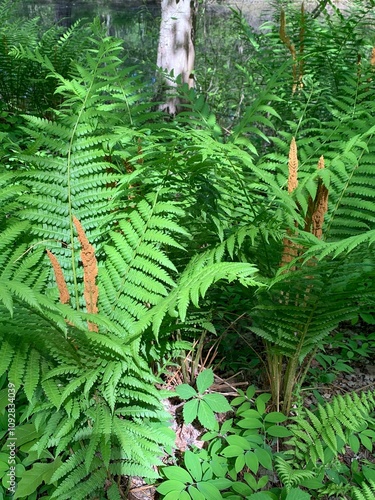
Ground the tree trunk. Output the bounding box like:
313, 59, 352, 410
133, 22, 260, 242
156, 0, 197, 114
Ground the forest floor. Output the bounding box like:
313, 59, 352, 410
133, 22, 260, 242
126, 353, 375, 499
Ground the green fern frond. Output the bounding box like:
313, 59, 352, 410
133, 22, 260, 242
41, 378, 63, 408
99, 193, 187, 338
287, 389, 375, 464
300, 230, 375, 262
6, 341, 37, 394
0, 339, 15, 377
85, 405, 109, 473
11, 28, 155, 314
135, 244, 262, 338
0, 222, 33, 315
35, 411, 65, 456
352, 480, 375, 500
50, 447, 87, 483
274, 456, 314, 492
51, 455, 106, 500
0, 10, 90, 114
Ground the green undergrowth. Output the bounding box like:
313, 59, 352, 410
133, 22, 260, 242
158, 370, 375, 500
0, 0, 374, 497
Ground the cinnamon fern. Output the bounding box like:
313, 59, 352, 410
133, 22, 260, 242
0, 20, 261, 498
1, 3, 375, 497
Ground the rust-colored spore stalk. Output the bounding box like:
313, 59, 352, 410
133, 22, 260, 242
280, 137, 300, 268
46, 249, 70, 304
73, 216, 99, 332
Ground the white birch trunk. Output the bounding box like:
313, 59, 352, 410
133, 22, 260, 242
157, 0, 196, 114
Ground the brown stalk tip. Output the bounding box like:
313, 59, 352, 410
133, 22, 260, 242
280, 9, 286, 39
317, 155, 325, 170
371, 47, 375, 66
288, 137, 298, 193
312, 185, 329, 239
72, 216, 99, 332
46, 249, 70, 304
312, 155, 328, 239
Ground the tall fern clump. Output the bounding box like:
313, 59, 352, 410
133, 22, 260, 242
1, 0, 375, 496
0, 20, 174, 498
0, 18, 261, 498
176, 0, 375, 413
246, 0, 375, 412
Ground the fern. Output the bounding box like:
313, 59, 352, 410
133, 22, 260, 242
98, 192, 187, 338
135, 243, 262, 339
274, 456, 314, 492
13, 24, 151, 309
1, 4, 375, 496
352, 480, 375, 500
0, 1, 90, 116
274, 389, 375, 496
286, 390, 375, 465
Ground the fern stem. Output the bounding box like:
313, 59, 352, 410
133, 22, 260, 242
282, 354, 300, 415
293, 84, 315, 138
177, 329, 190, 384
266, 346, 282, 413
193, 330, 207, 377
296, 344, 319, 388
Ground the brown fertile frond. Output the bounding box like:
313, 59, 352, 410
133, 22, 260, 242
371, 47, 375, 66
46, 249, 70, 304
280, 234, 300, 268
304, 194, 314, 233
288, 137, 298, 193
280, 9, 296, 59
280, 8, 300, 93
312, 158, 329, 239
312, 183, 329, 239
73, 216, 99, 332
304, 157, 321, 231
280, 138, 300, 270
303, 155, 328, 237
317, 154, 324, 170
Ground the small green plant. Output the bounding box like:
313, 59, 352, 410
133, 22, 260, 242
160, 383, 375, 499
331, 329, 375, 364
174, 369, 232, 431
156, 449, 223, 500
158, 383, 313, 499
308, 328, 375, 385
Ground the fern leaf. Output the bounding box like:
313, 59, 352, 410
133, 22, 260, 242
275, 456, 314, 491
0, 339, 15, 377
287, 390, 375, 466
137, 247, 261, 338
8, 345, 27, 391
23, 348, 41, 402
50, 448, 87, 483
352, 480, 375, 500
42, 378, 63, 408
